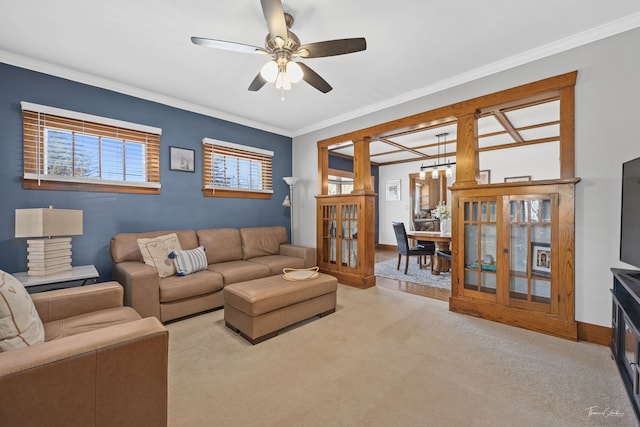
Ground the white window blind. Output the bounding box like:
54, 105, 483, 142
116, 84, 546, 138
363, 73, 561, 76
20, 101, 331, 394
21, 102, 162, 193
202, 138, 273, 198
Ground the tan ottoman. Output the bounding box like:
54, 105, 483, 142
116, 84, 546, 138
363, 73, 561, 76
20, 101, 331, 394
223, 273, 338, 344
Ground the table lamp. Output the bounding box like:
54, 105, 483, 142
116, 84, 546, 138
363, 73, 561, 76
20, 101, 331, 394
15, 206, 83, 276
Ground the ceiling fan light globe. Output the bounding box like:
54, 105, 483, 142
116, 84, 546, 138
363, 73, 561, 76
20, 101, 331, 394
276, 71, 292, 90
286, 61, 303, 83
260, 61, 278, 83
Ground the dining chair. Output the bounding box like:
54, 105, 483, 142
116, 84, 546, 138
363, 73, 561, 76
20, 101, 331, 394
392, 222, 435, 274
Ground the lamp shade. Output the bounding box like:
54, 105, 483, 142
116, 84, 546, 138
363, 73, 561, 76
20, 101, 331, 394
283, 176, 299, 186
15, 208, 83, 238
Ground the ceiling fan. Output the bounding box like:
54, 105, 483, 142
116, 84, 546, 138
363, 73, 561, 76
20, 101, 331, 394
191, 0, 366, 95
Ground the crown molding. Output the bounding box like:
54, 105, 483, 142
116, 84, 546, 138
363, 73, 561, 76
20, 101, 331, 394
293, 12, 640, 137
2, 12, 639, 140
0, 50, 293, 137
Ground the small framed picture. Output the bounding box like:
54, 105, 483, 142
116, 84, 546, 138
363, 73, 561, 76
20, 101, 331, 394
505, 175, 531, 183
531, 242, 551, 276
478, 170, 490, 185
385, 179, 401, 201
170, 146, 195, 172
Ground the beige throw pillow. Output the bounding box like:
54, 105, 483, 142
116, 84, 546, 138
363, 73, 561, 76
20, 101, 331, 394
137, 233, 182, 278
0, 269, 45, 352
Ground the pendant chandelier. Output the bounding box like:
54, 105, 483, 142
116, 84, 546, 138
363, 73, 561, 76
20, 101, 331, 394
420, 132, 455, 179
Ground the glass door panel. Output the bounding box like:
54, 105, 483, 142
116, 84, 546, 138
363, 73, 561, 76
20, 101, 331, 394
341, 203, 358, 269
510, 276, 528, 300
464, 222, 478, 291
463, 200, 497, 296
481, 271, 497, 293
510, 224, 528, 274
322, 204, 338, 264
532, 278, 551, 302
508, 197, 552, 308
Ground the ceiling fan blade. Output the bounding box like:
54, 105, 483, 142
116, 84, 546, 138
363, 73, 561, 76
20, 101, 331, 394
298, 63, 332, 93
191, 37, 266, 54
260, 0, 288, 41
297, 38, 366, 58
248, 73, 268, 91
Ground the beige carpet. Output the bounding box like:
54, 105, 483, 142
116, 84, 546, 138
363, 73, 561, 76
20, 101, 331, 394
166, 285, 636, 427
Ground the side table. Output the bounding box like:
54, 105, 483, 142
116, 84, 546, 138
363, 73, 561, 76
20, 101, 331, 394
13, 265, 100, 294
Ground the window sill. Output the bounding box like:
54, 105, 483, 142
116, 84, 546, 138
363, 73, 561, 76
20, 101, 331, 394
202, 188, 272, 199
23, 178, 161, 195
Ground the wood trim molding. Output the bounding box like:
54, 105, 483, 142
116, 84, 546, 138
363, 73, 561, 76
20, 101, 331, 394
376, 243, 397, 251
577, 322, 611, 346
317, 71, 577, 148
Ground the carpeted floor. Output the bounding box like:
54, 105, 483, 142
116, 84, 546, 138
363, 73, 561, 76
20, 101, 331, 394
375, 257, 451, 289
166, 285, 635, 427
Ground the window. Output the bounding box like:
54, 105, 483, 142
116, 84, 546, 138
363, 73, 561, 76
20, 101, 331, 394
202, 138, 273, 198
328, 176, 354, 195
21, 102, 161, 194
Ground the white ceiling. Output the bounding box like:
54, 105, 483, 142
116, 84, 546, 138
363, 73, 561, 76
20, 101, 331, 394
1, 1, 639, 138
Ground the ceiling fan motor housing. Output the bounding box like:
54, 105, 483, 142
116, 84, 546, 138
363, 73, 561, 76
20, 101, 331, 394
265, 30, 300, 54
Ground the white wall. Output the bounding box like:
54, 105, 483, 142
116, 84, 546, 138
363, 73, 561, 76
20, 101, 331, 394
377, 161, 454, 246
292, 27, 640, 327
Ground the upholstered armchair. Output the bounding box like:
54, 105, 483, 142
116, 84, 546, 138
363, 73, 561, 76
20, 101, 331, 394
0, 277, 168, 426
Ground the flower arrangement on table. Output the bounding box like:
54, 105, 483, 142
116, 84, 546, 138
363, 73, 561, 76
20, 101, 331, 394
431, 201, 450, 220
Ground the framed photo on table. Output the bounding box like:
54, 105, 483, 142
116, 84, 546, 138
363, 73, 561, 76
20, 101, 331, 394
170, 146, 195, 172
385, 179, 401, 201
531, 242, 551, 276
478, 170, 490, 185
505, 175, 531, 183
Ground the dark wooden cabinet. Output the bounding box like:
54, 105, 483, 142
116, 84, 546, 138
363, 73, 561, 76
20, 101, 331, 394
611, 268, 640, 421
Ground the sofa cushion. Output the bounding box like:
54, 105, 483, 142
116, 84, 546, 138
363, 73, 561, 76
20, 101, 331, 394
159, 270, 224, 303
247, 255, 306, 275
197, 228, 243, 264
43, 306, 141, 341
207, 260, 271, 285
170, 246, 208, 276
137, 233, 182, 278
240, 226, 288, 260
0, 270, 45, 351
110, 229, 198, 263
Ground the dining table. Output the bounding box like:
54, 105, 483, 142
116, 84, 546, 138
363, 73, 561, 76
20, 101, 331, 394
406, 230, 452, 275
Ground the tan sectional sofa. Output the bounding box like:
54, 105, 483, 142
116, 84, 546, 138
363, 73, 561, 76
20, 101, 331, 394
110, 226, 316, 323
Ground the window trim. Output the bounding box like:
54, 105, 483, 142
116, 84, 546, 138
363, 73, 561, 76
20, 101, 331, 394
202, 138, 274, 198
21, 102, 162, 194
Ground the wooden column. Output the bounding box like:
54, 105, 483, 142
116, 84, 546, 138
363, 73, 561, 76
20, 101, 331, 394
317, 145, 329, 195
452, 113, 479, 187
559, 85, 575, 179
351, 137, 375, 195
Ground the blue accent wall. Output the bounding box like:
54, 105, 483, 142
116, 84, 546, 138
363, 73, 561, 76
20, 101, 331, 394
0, 62, 293, 280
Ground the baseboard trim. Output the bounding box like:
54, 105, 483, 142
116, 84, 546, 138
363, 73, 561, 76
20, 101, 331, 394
376, 245, 611, 346
577, 322, 611, 346
376, 244, 397, 251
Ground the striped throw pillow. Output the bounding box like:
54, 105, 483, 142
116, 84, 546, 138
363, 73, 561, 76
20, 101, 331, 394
169, 246, 208, 276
